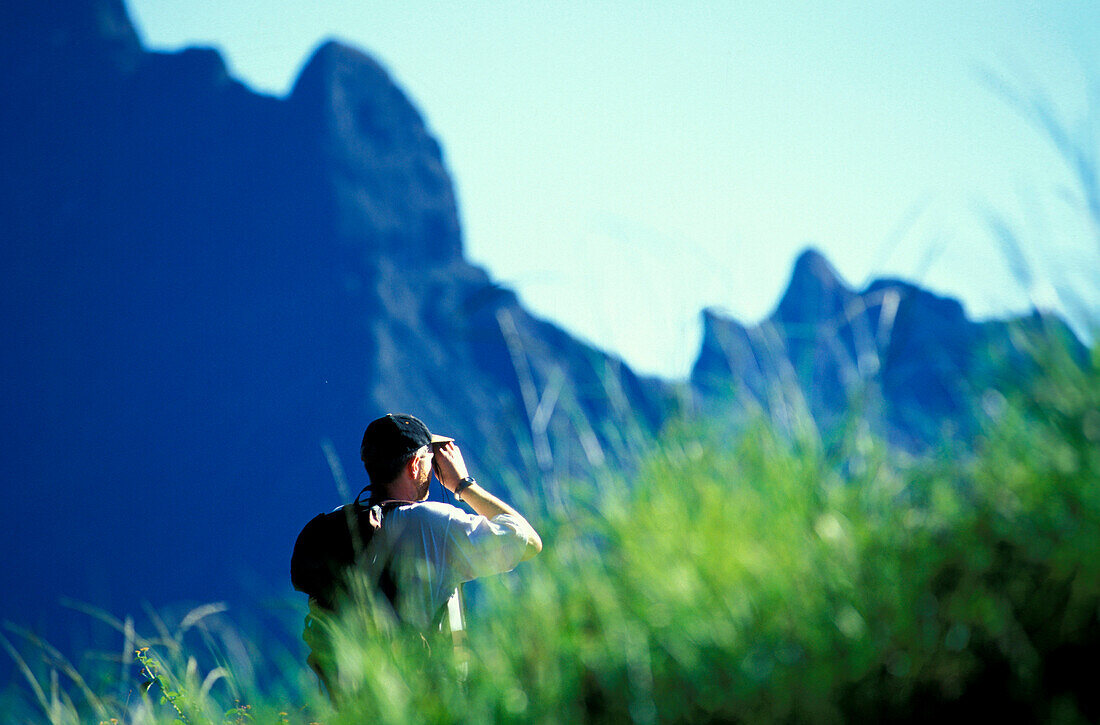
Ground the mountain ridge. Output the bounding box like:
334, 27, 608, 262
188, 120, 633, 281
1, 0, 672, 653
693, 251, 1081, 449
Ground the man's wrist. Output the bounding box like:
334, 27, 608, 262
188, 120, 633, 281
454, 477, 476, 500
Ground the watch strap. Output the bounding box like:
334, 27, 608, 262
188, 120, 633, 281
454, 477, 476, 500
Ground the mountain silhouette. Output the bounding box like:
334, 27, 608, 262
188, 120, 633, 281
692, 248, 1081, 449
0, 0, 671, 654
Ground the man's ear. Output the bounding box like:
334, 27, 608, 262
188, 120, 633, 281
405, 453, 421, 478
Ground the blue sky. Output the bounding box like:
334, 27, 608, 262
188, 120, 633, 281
127, 1, 1100, 378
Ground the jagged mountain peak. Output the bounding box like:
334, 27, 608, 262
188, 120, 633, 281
290, 38, 430, 145
288, 38, 463, 264
689, 248, 1086, 452
774, 247, 853, 325
291, 39, 394, 102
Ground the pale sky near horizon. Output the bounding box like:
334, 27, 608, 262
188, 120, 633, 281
126, 1, 1100, 378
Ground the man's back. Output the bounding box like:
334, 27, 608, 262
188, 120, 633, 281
367, 500, 533, 628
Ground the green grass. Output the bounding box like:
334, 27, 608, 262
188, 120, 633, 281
4, 335, 1098, 724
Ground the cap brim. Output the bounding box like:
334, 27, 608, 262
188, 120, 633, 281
430, 434, 454, 445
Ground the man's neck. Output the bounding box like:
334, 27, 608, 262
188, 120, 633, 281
370, 479, 425, 504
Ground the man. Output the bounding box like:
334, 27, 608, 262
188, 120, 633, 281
300, 413, 542, 696
357, 412, 543, 625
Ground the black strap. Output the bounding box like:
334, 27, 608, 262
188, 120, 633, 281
353, 485, 371, 507
359, 497, 452, 630
357, 498, 412, 620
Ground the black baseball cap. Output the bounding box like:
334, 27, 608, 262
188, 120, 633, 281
360, 413, 453, 464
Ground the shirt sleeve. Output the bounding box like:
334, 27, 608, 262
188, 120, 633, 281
443, 507, 532, 583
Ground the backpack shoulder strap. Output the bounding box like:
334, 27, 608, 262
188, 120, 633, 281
359, 499, 415, 611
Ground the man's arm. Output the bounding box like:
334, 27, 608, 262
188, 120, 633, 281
433, 441, 543, 561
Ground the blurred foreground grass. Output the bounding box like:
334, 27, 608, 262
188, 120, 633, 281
3, 334, 1098, 724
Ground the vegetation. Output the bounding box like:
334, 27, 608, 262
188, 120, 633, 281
1, 328, 1096, 723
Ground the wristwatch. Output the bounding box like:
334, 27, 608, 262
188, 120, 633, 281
454, 477, 476, 501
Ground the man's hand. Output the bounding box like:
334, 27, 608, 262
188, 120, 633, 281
432, 440, 543, 560
432, 441, 470, 491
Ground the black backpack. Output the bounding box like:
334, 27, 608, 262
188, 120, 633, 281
290, 494, 411, 612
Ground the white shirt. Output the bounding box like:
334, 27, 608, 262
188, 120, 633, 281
365, 500, 532, 628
